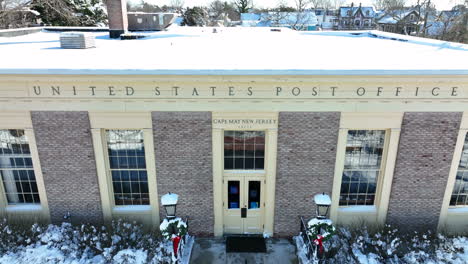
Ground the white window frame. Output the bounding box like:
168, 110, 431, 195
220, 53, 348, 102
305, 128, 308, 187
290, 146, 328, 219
339, 129, 387, 207
223, 130, 266, 172
448, 131, 468, 208
104, 129, 150, 206
89, 112, 159, 227
330, 113, 403, 225
0, 112, 50, 221
438, 112, 468, 233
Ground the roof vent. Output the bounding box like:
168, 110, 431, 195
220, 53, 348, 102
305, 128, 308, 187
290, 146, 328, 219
60, 32, 95, 49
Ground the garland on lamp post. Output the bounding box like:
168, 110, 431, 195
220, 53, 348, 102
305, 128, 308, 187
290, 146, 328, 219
160, 217, 188, 261
307, 218, 336, 255
160, 217, 188, 240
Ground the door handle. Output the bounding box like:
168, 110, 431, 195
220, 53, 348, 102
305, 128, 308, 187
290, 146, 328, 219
241, 207, 247, 218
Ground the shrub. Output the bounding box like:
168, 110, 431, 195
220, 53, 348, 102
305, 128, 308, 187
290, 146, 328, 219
317, 224, 468, 263
0, 219, 173, 263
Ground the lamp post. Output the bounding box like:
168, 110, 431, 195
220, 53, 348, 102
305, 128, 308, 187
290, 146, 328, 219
311, 192, 333, 261
161, 192, 178, 219
314, 192, 331, 219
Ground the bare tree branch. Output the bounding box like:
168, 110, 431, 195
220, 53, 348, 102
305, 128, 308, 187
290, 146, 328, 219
233, 0, 251, 14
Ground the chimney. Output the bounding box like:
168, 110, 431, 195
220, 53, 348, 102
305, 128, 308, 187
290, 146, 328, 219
106, 0, 128, 38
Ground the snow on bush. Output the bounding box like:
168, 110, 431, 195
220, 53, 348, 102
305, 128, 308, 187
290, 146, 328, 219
297, 224, 468, 263
0, 219, 173, 263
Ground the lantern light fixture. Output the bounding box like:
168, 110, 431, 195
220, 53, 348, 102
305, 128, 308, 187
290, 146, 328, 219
161, 192, 178, 219
314, 192, 331, 219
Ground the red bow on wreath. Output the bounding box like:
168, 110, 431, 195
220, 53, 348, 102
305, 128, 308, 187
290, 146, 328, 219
314, 234, 324, 254
172, 235, 181, 258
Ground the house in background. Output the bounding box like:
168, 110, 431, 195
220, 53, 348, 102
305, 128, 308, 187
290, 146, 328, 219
0, 8, 41, 29
240, 11, 319, 31
336, 3, 376, 30
425, 8, 464, 38
314, 8, 338, 30
376, 9, 420, 35
127, 12, 178, 31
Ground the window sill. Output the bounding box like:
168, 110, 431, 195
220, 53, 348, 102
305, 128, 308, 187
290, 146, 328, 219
338, 205, 377, 213
112, 205, 151, 213
448, 207, 468, 214
5, 204, 42, 212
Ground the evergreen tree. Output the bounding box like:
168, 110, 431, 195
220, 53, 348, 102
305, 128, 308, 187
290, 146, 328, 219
31, 0, 106, 26
181, 6, 207, 26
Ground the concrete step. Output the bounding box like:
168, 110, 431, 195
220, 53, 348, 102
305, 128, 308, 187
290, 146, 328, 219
190, 237, 298, 264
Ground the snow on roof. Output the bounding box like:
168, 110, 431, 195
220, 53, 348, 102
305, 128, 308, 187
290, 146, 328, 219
0, 26, 467, 75
377, 9, 418, 24
241, 12, 318, 27
340, 6, 375, 17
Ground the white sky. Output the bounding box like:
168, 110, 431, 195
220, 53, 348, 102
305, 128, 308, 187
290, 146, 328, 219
129, 0, 465, 10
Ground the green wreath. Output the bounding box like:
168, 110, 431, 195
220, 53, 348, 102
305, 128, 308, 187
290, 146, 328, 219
159, 217, 188, 240
307, 218, 336, 241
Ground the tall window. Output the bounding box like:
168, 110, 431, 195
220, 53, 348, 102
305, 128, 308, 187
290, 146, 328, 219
106, 130, 149, 206
450, 133, 468, 206
340, 130, 386, 206
224, 131, 265, 170
0, 129, 40, 204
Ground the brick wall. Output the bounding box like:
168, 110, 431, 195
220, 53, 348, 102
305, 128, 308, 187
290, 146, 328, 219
106, 0, 128, 38
152, 112, 213, 236
275, 112, 340, 236
387, 112, 462, 231
31, 111, 103, 224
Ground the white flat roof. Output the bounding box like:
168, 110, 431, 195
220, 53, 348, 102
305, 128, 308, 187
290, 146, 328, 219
0, 26, 467, 75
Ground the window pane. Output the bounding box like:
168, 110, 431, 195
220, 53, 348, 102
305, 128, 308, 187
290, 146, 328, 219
228, 181, 240, 209
0, 130, 40, 205
248, 181, 261, 209
224, 158, 233, 170
224, 131, 265, 170
339, 130, 385, 206
106, 130, 149, 206
450, 133, 468, 206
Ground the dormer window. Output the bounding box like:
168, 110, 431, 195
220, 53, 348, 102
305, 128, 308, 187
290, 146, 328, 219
347, 10, 352, 16
366, 10, 370, 16
410, 14, 415, 21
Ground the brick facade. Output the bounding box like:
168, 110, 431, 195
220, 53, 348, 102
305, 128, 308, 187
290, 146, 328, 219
387, 112, 462, 230
274, 112, 340, 236
31, 111, 103, 224
152, 112, 214, 236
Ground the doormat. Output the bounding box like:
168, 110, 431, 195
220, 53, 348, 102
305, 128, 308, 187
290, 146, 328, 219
226, 236, 267, 253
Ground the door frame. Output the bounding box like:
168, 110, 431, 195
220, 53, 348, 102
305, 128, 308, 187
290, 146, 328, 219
223, 176, 266, 234
212, 112, 278, 237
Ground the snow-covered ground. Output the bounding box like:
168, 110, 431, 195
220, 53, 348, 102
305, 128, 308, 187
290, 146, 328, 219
0, 220, 193, 264
1, 219, 467, 263
295, 226, 468, 264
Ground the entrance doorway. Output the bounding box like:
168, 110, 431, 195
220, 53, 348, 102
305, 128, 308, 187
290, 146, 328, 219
212, 113, 278, 237
223, 176, 264, 234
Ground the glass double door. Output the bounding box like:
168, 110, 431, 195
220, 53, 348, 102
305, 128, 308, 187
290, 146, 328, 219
223, 177, 264, 234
